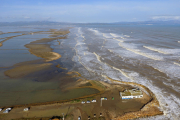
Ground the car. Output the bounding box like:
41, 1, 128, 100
92, 99, 96, 102
86, 101, 90, 103
78, 116, 81, 120
81, 101, 85, 104
101, 97, 107, 100
6, 108, 12, 111
0, 108, 2, 111
3, 110, 9, 113
24, 108, 29, 111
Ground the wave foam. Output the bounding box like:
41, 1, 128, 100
143, 46, 169, 54
119, 43, 162, 61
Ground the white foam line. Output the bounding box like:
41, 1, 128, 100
93, 52, 133, 81
143, 46, 168, 54
108, 49, 113, 53
119, 43, 162, 61
153, 67, 164, 73
174, 62, 180, 67
124, 35, 130, 37
113, 38, 124, 42
110, 33, 116, 37
102, 33, 107, 38
110, 33, 123, 38
112, 66, 133, 80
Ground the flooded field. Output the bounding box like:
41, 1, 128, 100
0, 24, 180, 119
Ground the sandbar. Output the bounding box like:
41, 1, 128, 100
25, 44, 61, 62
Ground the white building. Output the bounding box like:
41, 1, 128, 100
120, 88, 143, 99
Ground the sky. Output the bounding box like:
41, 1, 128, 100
0, 0, 180, 23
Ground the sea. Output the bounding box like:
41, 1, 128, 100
0, 23, 180, 120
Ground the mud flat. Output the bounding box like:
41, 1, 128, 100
25, 44, 61, 62
4, 29, 70, 78
4, 63, 52, 78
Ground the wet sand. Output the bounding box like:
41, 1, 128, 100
25, 44, 61, 62
4, 28, 70, 78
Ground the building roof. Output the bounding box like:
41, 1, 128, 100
120, 88, 143, 97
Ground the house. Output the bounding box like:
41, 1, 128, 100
120, 88, 143, 99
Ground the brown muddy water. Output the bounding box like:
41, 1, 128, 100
0, 24, 180, 120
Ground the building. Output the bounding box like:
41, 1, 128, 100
120, 88, 143, 99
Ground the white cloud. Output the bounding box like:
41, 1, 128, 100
24, 16, 30, 19
151, 16, 180, 20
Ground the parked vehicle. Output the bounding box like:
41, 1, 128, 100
24, 108, 29, 111
3, 110, 9, 113
6, 108, 12, 111
92, 99, 96, 102
101, 97, 107, 100
86, 101, 90, 103
0, 108, 2, 111
78, 116, 81, 120
81, 101, 85, 104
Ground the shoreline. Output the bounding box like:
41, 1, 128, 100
0, 80, 163, 120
